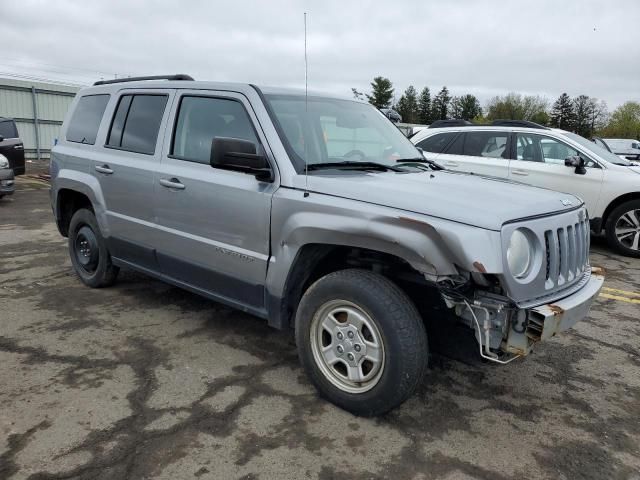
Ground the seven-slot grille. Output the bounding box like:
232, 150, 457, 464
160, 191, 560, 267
544, 218, 590, 289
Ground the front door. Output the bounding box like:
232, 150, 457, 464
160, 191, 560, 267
508, 133, 604, 215
153, 91, 277, 313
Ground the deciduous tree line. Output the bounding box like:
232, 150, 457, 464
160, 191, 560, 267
355, 76, 640, 139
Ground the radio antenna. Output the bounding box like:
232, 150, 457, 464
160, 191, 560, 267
303, 12, 309, 197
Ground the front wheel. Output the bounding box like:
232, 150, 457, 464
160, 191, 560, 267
68, 208, 119, 287
295, 269, 428, 416
605, 200, 640, 258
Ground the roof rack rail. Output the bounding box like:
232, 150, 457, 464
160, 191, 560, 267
490, 119, 548, 129
93, 74, 194, 86
428, 119, 473, 128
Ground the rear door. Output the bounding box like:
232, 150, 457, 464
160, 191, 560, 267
508, 133, 604, 214
437, 130, 511, 178
91, 90, 174, 268
153, 90, 277, 313
0, 119, 25, 175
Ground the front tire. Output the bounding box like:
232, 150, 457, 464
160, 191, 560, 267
295, 269, 428, 416
605, 200, 640, 258
68, 208, 119, 287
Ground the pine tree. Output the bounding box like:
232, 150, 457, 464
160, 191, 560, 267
572, 95, 593, 137
550, 93, 575, 130
432, 86, 451, 120
366, 77, 394, 109
457, 94, 482, 120
396, 86, 418, 123
417, 87, 431, 124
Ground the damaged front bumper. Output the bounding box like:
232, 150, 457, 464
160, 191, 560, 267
444, 267, 605, 361
504, 267, 605, 356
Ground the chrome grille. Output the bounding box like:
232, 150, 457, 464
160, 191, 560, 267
544, 219, 590, 289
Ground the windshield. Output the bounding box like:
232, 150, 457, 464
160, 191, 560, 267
264, 94, 422, 172
564, 132, 635, 165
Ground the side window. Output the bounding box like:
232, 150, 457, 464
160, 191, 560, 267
539, 137, 579, 165
66, 94, 110, 145
515, 134, 592, 166
107, 94, 168, 155
463, 131, 509, 158
416, 132, 457, 153
0, 120, 18, 139
172, 96, 258, 164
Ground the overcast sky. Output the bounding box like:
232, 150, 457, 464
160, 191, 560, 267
2, 0, 639, 109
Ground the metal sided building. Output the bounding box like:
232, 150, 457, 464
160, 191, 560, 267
0, 78, 80, 160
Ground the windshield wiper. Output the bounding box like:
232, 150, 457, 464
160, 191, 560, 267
395, 157, 443, 170
306, 161, 402, 172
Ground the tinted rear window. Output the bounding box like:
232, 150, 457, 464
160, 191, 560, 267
66, 95, 110, 144
0, 120, 19, 139
416, 132, 457, 153
107, 95, 167, 154
462, 131, 509, 158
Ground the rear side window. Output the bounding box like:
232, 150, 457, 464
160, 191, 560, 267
66, 95, 110, 145
416, 132, 457, 153
107, 94, 168, 155
0, 120, 18, 139
463, 131, 509, 158
171, 96, 258, 164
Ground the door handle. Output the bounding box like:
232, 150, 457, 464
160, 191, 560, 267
14, 145, 23, 150
95, 164, 114, 174
159, 178, 186, 190
511, 169, 529, 176
444, 161, 459, 167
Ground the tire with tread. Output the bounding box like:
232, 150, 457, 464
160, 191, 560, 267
295, 268, 428, 416
68, 208, 119, 287
605, 199, 640, 258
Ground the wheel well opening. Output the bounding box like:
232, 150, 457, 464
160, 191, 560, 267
57, 189, 93, 237
281, 244, 442, 329
602, 192, 640, 230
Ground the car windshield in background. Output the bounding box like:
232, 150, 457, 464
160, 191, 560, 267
265, 95, 422, 172
565, 132, 634, 165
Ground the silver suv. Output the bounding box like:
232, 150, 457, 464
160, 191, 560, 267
50, 75, 604, 416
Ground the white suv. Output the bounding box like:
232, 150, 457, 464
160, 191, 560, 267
411, 121, 640, 257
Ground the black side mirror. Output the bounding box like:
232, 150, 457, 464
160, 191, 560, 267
565, 155, 586, 175
0, 135, 4, 142
210, 137, 273, 182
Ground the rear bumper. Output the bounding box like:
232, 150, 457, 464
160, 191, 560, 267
0, 168, 15, 195
505, 267, 605, 354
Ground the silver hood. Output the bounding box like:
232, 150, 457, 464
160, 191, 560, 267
294, 170, 582, 231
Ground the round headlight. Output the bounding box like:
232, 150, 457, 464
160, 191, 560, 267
0, 154, 8, 169
507, 229, 533, 279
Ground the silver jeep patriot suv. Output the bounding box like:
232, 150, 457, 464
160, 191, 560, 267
50, 75, 604, 416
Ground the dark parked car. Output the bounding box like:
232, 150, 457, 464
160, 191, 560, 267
0, 117, 26, 175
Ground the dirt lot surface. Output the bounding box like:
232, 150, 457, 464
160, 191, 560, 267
1, 174, 639, 480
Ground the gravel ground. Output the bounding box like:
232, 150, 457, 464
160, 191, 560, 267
0, 176, 639, 480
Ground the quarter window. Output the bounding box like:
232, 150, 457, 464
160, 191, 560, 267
172, 96, 258, 164
66, 94, 110, 145
416, 132, 457, 153
107, 94, 168, 155
463, 131, 509, 158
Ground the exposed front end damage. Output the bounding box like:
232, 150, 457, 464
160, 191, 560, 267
441, 267, 605, 362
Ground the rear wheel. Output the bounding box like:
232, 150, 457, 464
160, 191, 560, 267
68, 208, 119, 287
605, 200, 640, 258
295, 269, 428, 416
